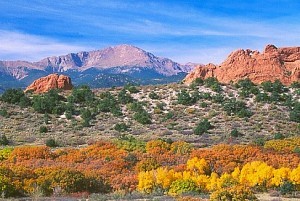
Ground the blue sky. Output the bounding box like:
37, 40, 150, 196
0, 0, 300, 64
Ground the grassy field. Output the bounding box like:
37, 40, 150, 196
0, 79, 299, 148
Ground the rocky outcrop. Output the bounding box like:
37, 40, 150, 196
184, 44, 300, 85
25, 74, 73, 93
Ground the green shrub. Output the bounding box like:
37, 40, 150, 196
129, 102, 144, 112
230, 129, 240, 137
291, 81, 300, 88
177, 90, 196, 105
274, 133, 285, 140
257, 80, 290, 103
236, 79, 255, 89
46, 138, 59, 147
261, 80, 287, 93
204, 77, 219, 87
125, 84, 139, 93
0, 109, 9, 118
223, 99, 252, 118
270, 92, 281, 102
253, 137, 265, 146
98, 92, 120, 114
204, 77, 222, 92
32, 90, 65, 114
200, 92, 212, 100
0, 134, 9, 145
68, 85, 94, 104
261, 81, 274, 92
279, 181, 295, 195
39, 126, 48, 133
282, 94, 293, 107
190, 91, 201, 101
294, 146, 300, 154
193, 78, 204, 85
80, 108, 92, 121
82, 119, 91, 127
194, 119, 212, 135
237, 108, 253, 118
18, 96, 32, 107
65, 110, 72, 120
200, 102, 208, 108
118, 89, 134, 104
114, 123, 129, 132
163, 111, 174, 120
255, 93, 270, 102
111, 107, 123, 117
134, 109, 151, 124
43, 113, 50, 124
272, 80, 287, 93
212, 94, 225, 103
1, 88, 26, 105
210, 83, 222, 92
238, 80, 259, 97
168, 179, 198, 195
149, 91, 159, 99
290, 102, 300, 122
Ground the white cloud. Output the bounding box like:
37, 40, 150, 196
0, 30, 91, 61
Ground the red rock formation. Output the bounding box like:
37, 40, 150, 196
25, 74, 73, 93
184, 44, 300, 85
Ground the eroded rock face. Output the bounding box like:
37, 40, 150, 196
184, 44, 300, 85
25, 74, 73, 93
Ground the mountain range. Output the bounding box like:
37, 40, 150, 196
0, 44, 195, 92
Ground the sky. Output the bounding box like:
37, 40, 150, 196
0, 0, 300, 64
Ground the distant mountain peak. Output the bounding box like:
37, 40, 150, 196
29, 44, 193, 75
111, 44, 142, 49
0, 44, 196, 89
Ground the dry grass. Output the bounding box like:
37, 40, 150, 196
0, 83, 299, 147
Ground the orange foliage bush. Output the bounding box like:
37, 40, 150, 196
0, 140, 299, 198
191, 144, 300, 174
8, 146, 54, 162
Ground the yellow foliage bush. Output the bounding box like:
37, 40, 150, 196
239, 161, 274, 189
137, 171, 155, 194
137, 158, 300, 196
168, 179, 198, 196
136, 157, 160, 172
0, 147, 13, 161
264, 137, 300, 152
146, 139, 170, 154
270, 167, 291, 186
289, 164, 300, 190
186, 157, 210, 175
170, 141, 192, 155
210, 185, 258, 201
156, 167, 176, 189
